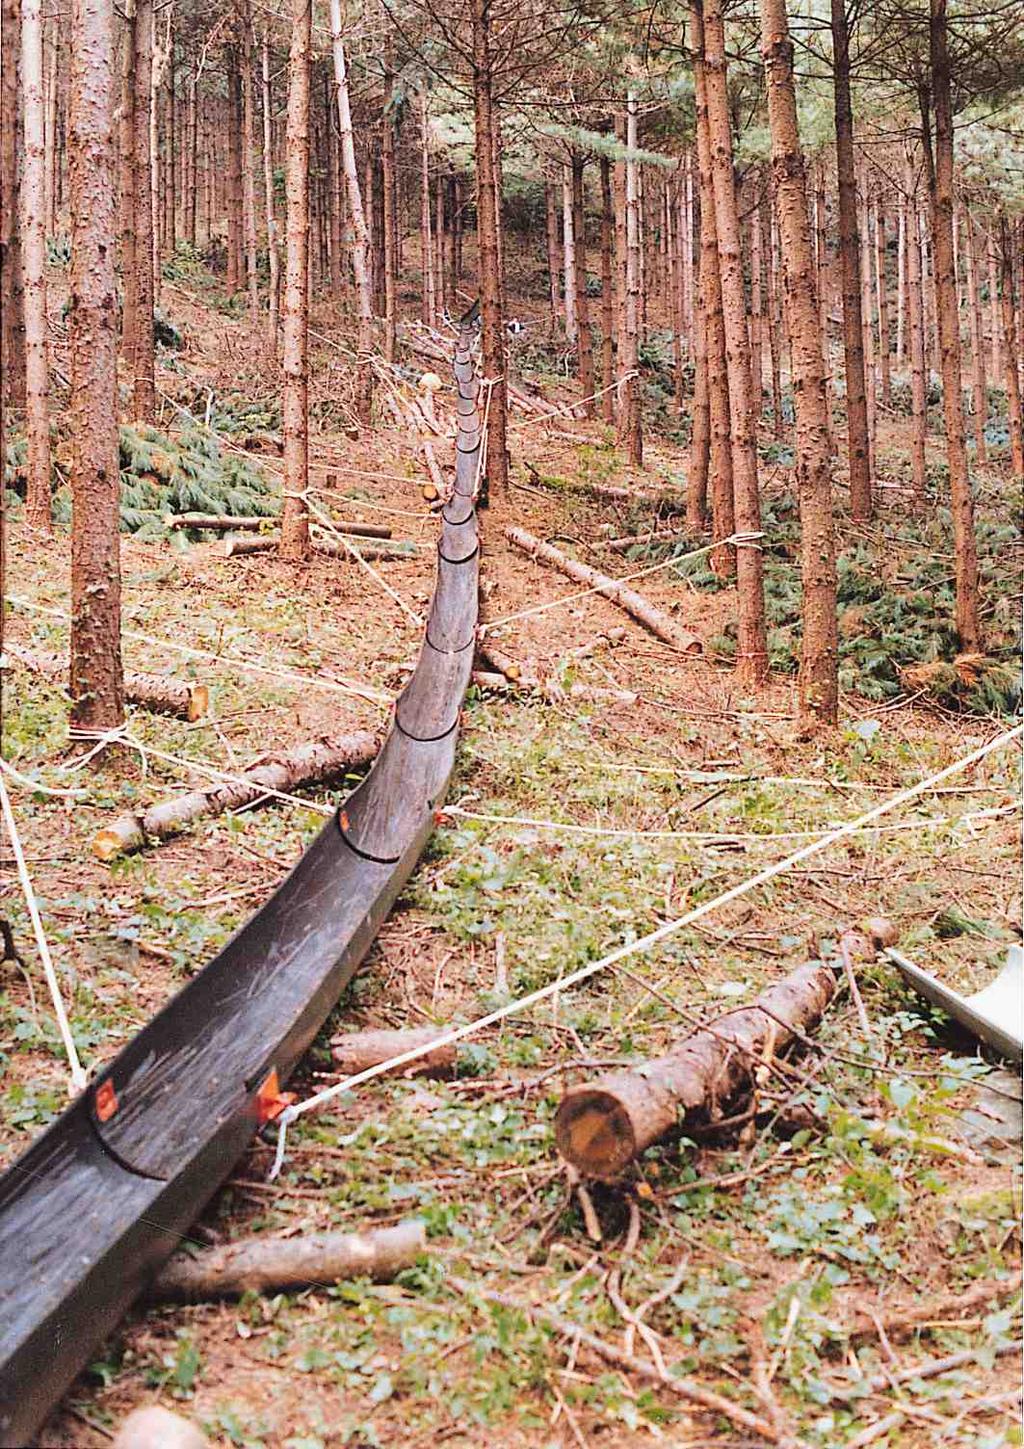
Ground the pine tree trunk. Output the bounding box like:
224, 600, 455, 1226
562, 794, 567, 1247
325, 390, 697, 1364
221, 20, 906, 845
572, 155, 595, 417
20, 0, 52, 533
328, 4, 374, 425
1, 0, 26, 413
261, 28, 280, 354
688, 283, 710, 536
762, 189, 783, 441
895, 196, 906, 368
419, 91, 434, 325
240, 14, 260, 326
693, 41, 734, 574
761, 0, 837, 728
858, 176, 876, 472
381, 38, 397, 360
986, 228, 1001, 382
924, 0, 980, 649
470, 0, 508, 500
43, 20, 58, 234
545, 177, 560, 337
964, 210, 987, 463
998, 212, 1024, 480
682, 153, 695, 350
750, 192, 764, 422
874, 201, 891, 408
561, 165, 577, 343
599, 156, 615, 424
830, 0, 872, 520
279, 0, 310, 563
186, 65, 198, 246
622, 93, 643, 467
69, 0, 124, 732
905, 155, 927, 498
668, 177, 685, 410
699, 0, 767, 681
131, 0, 155, 422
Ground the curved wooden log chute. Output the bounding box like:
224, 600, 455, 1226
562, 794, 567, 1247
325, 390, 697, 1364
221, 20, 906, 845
0, 328, 481, 1445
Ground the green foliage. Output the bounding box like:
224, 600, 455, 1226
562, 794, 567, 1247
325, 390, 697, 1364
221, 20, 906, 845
112, 423, 278, 539
45, 232, 71, 267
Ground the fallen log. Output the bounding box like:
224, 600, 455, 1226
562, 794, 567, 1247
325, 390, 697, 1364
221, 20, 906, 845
6, 644, 208, 722
471, 671, 637, 706
151, 1220, 425, 1300
505, 526, 701, 655
331, 1026, 457, 1078
168, 512, 391, 540
93, 729, 379, 860
523, 462, 686, 512
555, 958, 839, 1179
605, 526, 691, 553
223, 535, 414, 562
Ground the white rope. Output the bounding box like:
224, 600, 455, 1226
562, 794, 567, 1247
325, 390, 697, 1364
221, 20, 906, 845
442, 801, 1017, 844
267, 722, 1022, 1178
65, 727, 336, 817
0, 756, 87, 798
484, 531, 763, 632
7, 596, 390, 706
306, 484, 434, 522
0, 768, 88, 1093
507, 371, 639, 432
298, 493, 424, 628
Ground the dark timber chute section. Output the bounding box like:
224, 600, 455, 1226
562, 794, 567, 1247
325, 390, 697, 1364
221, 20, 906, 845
0, 329, 481, 1446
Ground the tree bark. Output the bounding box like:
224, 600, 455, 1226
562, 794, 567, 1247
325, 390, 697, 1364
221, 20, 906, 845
924, 1, 980, 649
964, 210, 987, 463
905, 154, 927, 498
572, 155, 595, 416
692, 58, 732, 571
381, 36, 397, 361
545, 176, 560, 338
749, 188, 764, 420
419, 90, 435, 325
621, 94, 643, 466
830, 0, 872, 520
328, 4, 374, 425
599, 156, 615, 425
857, 173, 876, 472
1, 0, 26, 413
698, 0, 767, 681
240, 12, 260, 327
225, 56, 242, 292
152, 1222, 425, 1300
130, 0, 156, 423
556, 958, 838, 1178
506, 526, 701, 654
895, 195, 906, 368
20, 0, 52, 532
470, 0, 508, 500
93, 729, 379, 859
561, 165, 577, 343
69, 0, 124, 733
279, 0, 311, 562
332, 1027, 457, 1078
761, 0, 837, 728
8, 643, 208, 719
261, 29, 280, 355
874, 201, 891, 408
762, 188, 783, 440
688, 278, 710, 536
119, 5, 138, 377
986, 228, 1001, 383
998, 211, 1024, 480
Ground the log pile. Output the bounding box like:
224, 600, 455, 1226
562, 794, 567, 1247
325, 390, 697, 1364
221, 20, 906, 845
93, 730, 379, 860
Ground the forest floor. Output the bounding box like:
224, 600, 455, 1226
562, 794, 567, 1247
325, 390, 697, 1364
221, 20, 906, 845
2, 254, 1022, 1448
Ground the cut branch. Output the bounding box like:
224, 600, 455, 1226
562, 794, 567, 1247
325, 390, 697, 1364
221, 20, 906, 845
93, 729, 379, 860
223, 535, 414, 562
331, 1026, 457, 1078
168, 513, 391, 540
555, 958, 838, 1178
7, 644, 208, 721
151, 1221, 425, 1300
505, 526, 701, 654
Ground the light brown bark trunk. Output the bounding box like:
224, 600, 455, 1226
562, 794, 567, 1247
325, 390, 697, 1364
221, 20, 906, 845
328, 4, 374, 424
905, 156, 927, 498
9, 644, 208, 719
987, 228, 1001, 382
762, 189, 783, 440
69, 0, 124, 732
279, 0, 310, 562
419, 91, 434, 325
896, 197, 906, 367
131, 0, 155, 422
332, 1027, 457, 1078
43, 19, 58, 234
470, 0, 508, 500
693, 40, 734, 572
240, 12, 260, 327
94, 729, 379, 859
858, 175, 876, 472
699, 0, 767, 681
572, 155, 595, 417
688, 283, 710, 536
924, 3, 980, 649
622, 94, 642, 466
21, 0, 52, 532
545, 177, 560, 337
561, 165, 577, 343
998, 212, 1024, 480
599, 157, 615, 425
874, 201, 891, 408
118, 5, 137, 377
682, 152, 695, 348
830, 0, 871, 519
964, 211, 987, 463
261, 29, 280, 355
761, 0, 837, 728
381, 39, 397, 360
750, 191, 764, 421
1, 0, 26, 413
506, 527, 701, 653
